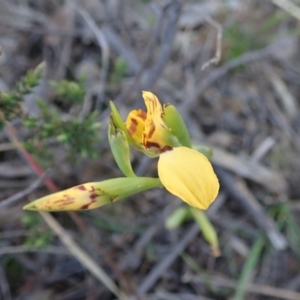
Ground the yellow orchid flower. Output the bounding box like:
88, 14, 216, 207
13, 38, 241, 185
124, 91, 219, 210
24, 91, 219, 212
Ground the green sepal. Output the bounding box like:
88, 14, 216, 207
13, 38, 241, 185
190, 207, 220, 256
162, 104, 191, 148
109, 101, 145, 152
108, 119, 136, 177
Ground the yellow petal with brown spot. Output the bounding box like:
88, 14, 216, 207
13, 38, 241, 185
125, 109, 146, 144
158, 147, 219, 210
142, 91, 173, 150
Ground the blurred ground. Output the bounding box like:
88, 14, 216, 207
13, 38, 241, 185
1, 0, 300, 299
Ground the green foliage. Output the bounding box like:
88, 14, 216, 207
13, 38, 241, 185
22, 212, 52, 249
233, 235, 265, 300
50, 79, 86, 104
56, 112, 101, 158
0, 63, 102, 166
23, 103, 101, 165
0, 63, 45, 120
224, 24, 259, 61
224, 12, 290, 61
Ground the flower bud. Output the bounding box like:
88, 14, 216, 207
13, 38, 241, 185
23, 177, 162, 211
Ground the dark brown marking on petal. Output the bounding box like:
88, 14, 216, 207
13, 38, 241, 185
80, 203, 91, 210
147, 123, 155, 139
139, 110, 147, 120
110, 195, 118, 202
81, 198, 96, 209
53, 195, 75, 204
160, 145, 173, 153
131, 118, 138, 126
58, 200, 74, 207
75, 185, 87, 191
89, 193, 98, 200
144, 141, 160, 150
127, 118, 138, 136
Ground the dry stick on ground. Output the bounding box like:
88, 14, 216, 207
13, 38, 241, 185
262, 64, 300, 150
137, 193, 226, 295
0, 267, 11, 300
66, 210, 137, 297
115, 1, 167, 106
119, 219, 165, 271
183, 272, 300, 300
211, 147, 286, 193
0, 174, 46, 209
0, 113, 129, 300
0, 142, 15, 151
271, 0, 300, 21
142, 0, 181, 91
102, 26, 141, 75
40, 212, 129, 300
201, 15, 222, 70
69, 2, 110, 110
54, 3, 75, 80
180, 42, 279, 116
214, 166, 287, 250
0, 245, 70, 257
115, 0, 181, 107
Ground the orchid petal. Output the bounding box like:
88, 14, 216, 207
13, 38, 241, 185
158, 147, 219, 210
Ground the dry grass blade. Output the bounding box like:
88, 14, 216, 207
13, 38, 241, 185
40, 212, 129, 300
69, 2, 109, 109
0, 267, 11, 300
212, 147, 287, 193
271, 0, 300, 21
184, 272, 300, 300
137, 194, 226, 294
0, 174, 45, 209
214, 167, 287, 250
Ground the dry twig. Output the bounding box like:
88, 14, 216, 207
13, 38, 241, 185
201, 15, 222, 70
184, 272, 300, 300
69, 2, 110, 109
214, 166, 287, 250
0, 174, 45, 209
40, 212, 129, 300
271, 0, 300, 21
137, 193, 226, 294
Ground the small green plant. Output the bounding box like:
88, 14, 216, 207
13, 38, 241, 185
50, 78, 86, 104
0, 63, 101, 166
224, 12, 292, 61
0, 63, 45, 121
